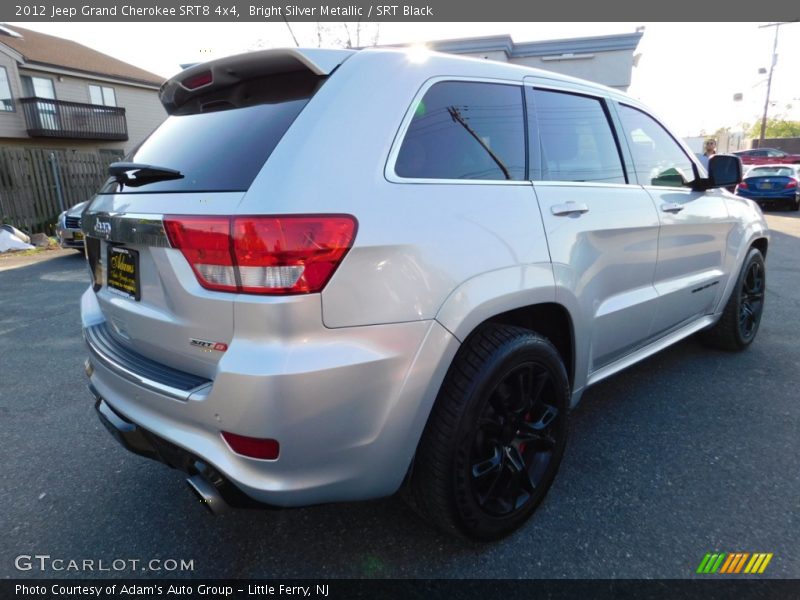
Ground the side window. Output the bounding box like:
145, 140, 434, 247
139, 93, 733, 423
529, 89, 625, 184
618, 104, 696, 187
395, 81, 525, 181
21, 75, 57, 131
21, 75, 55, 99
89, 85, 116, 107
767, 149, 784, 158
0, 67, 13, 111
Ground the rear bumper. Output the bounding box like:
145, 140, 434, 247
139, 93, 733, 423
737, 191, 798, 204
92, 393, 260, 510
59, 237, 84, 249
57, 227, 85, 249
81, 287, 459, 508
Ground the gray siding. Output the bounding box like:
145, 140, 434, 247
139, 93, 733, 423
113, 84, 166, 153
13, 68, 165, 153
0, 48, 29, 139
0, 49, 165, 153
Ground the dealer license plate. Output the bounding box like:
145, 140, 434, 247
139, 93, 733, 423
107, 247, 140, 301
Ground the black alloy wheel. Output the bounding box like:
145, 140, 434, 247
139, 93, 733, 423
406, 324, 569, 541
739, 259, 765, 342
699, 247, 766, 351
469, 362, 560, 517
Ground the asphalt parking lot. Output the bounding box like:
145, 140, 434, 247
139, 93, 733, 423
1, 212, 798, 580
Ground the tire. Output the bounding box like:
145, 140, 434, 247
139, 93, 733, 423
792, 198, 800, 212
699, 247, 766, 351
405, 324, 569, 541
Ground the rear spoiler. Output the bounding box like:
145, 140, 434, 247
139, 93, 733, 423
160, 48, 355, 114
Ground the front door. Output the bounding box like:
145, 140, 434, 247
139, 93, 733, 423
614, 103, 734, 337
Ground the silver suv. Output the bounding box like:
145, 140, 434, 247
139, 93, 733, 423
81, 48, 768, 540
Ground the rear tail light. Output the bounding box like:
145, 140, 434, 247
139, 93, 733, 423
221, 431, 280, 460
164, 215, 357, 295
785, 179, 798, 189
163, 216, 237, 292
736, 182, 748, 192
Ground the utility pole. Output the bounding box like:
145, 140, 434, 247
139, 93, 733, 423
757, 21, 797, 145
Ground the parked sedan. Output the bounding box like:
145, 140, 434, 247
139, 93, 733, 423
56, 201, 88, 250
735, 165, 800, 211
732, 148, 800, 166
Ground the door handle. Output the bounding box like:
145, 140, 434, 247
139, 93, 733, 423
551, 202, 590, 216
661, 202, 685, 213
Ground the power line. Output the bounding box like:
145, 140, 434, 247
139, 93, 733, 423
757, 21, 798, 144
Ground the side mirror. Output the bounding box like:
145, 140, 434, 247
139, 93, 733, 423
708, 154, 742, 188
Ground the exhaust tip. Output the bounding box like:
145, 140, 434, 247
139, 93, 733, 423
186, 474, 229, 515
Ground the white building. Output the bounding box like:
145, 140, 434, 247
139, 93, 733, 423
402, 32, 644, 92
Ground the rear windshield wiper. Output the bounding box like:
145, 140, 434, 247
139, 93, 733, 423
108, 162, 184, 188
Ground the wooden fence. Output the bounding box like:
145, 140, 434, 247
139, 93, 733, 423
0, 147, 112, 234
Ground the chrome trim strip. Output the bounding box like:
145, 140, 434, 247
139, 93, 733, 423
521, 76, 614, 97
85, 330, 210, 402
532, 180, 639, 190
81, 212, 170, 247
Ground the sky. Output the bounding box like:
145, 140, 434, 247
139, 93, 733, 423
10, 21, 800, 137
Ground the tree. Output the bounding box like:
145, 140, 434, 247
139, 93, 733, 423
251, 22, 381, 52
747, 118, 800, 138
313, 23, 380, 48
713, 126, 731, 138
277, 22, 381, 49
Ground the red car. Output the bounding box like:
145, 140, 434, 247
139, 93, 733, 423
732, 148, 800, 166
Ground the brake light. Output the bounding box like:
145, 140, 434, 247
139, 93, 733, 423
164, 215, 357, 295
736, 181, 748, 191
221, 432, 280, 460
182, 71, 213, 90
785, 179, 798, 189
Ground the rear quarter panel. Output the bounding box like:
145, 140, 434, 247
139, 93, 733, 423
238, 51, 555, 329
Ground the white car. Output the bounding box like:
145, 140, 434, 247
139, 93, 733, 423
56, 201, 88, 250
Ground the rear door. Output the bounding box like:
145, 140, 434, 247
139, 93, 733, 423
525, 83, 661, 372
613, 103, 734, 338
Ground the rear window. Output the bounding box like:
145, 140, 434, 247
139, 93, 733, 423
748, 167, 795, 177
101, 72, 321, 194
394, 81, 526, 181
530, 89, 625, 184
